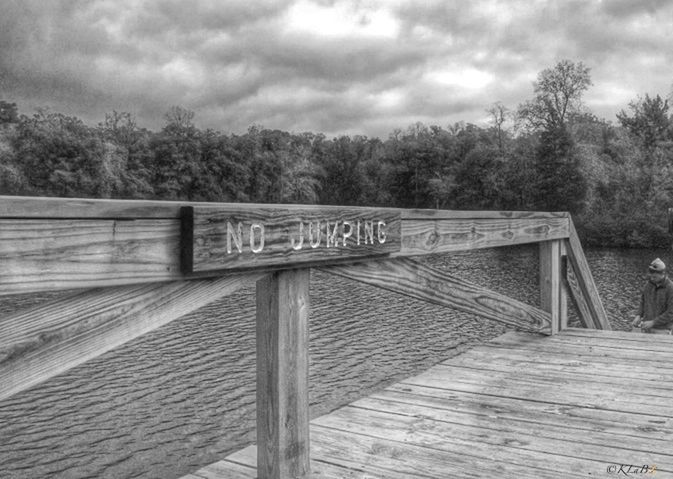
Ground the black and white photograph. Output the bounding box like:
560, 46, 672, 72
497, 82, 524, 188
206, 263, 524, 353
1, 1, 672, 478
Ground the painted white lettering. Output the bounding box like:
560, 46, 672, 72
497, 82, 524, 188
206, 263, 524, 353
356, 220, 361, 245
290, 221, 304, 250
326, 220, 339, 247
308, 221, 321, 248
364, 220, 374, 245
250, 223, 265, 253
342, 221, 353, 246
377, 220, 387, 244
226, 221, 243, 254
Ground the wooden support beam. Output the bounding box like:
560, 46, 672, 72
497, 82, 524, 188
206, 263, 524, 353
562, 256, 597, 329
0, 274, 261, 402
565, 222, 611, 330
321, 258, 551, 334
539, 240, 567, 334
256, 269, 311, 479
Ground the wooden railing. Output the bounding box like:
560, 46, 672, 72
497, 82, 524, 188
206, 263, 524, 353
0, 196, 610, 479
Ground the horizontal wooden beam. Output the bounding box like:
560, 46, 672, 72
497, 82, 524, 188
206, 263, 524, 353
0, 273, 262, 402
398, 216, 570, 256
0, 196, 572, 295
321, 258, 551, 334
0, 218, 183, 295
0, 195, 568, 221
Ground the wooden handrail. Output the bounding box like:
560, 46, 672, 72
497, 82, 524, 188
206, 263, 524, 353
0, 195, 610, 479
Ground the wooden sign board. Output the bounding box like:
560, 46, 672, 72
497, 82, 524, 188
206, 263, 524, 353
181, 206, 401, 273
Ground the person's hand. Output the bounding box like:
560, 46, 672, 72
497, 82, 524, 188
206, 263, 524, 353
641, 320, 655, 331
632, 315, 642, 327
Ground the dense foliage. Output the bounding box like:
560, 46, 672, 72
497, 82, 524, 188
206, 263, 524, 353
0, 61, 672, 247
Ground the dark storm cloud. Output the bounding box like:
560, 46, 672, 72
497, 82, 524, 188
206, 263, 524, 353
1, 0, 672, 137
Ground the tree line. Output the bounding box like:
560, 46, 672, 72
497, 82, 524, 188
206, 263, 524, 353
1, 60, 672, 247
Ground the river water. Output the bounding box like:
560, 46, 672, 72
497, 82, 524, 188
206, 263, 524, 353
0, 246, 667, 479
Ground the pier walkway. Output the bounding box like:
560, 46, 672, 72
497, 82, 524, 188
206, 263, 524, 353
183, 328, 673, 479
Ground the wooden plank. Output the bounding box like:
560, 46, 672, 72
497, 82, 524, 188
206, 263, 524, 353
256, 269, 310, 479
539, 240, 566, 334
222, 445, 398, 479
562, 255, 596, 328
311, 421, 593, 478
565, 222, 611, 329
402, 365, 673, 414
561, 327, 673, 342
322, 257, 551, 333
191, 460, 258, 479
185, 206, 401, 273
485, 333, 673, 363
451, 345, 673, 382
0, 218, 183, 295
400, 209, 569, 220
314, 405, 673, 472
372, 387, 673, 444
440, 356, 673, 392
0, 195, 566, 220
0, 273, 261, 401
399, 216, 569, 256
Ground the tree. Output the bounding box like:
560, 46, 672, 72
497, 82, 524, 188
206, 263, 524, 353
517, 60, 592, 131
486, 102, 510, 153
617, 94, 671, 151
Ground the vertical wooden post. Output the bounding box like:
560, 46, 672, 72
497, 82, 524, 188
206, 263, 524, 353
540, 240, 567, 334
256, 269, 310, 479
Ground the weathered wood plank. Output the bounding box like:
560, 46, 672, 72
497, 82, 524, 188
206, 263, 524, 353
322, 257, 551, 333
372, 387, 673, 444
452, 344, 673, 382
185, 206, 401, 273
315, 405, 673, 471
400, 209, 570, 220
565, 223, 611, 329
403, 364, 673, 413
562, 327, 673, 342
0, 195, 567, 220
256, 269, 310, 479
0, 218, 183, 295
540, 240, 566, 334
562, 255, 597, 328
441, 355, 673, 392
399, 216, 570, 256
0, 274, 261, 401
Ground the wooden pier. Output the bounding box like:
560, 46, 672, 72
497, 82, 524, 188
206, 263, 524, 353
181, 327, 673, 478
3, 196, 656, 479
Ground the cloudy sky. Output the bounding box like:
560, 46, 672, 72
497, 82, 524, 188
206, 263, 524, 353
1, 0, 672, 138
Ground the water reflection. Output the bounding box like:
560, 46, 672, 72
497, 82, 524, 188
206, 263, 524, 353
0, 246, 664, 478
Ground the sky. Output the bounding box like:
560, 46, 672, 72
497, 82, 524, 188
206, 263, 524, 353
1, 0, 672, 138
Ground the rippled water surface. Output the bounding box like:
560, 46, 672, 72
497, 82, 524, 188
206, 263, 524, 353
0, 247, 665, 478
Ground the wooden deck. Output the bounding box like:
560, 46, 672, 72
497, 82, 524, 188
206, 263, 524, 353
182, 328, 673, 479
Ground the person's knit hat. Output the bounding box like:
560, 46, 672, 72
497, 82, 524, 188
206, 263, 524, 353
649, 258, 666, 272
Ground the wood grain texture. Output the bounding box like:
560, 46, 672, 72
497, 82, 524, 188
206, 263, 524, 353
565, 223, 611, 329
562, 256, 597, 329
399, 216, 570, 256
186, 206, 401, 273
0, 218, 183, 295
539, 240, 567, 334
0, 273, 262, 401
180, 328, 673, 479
321, 257, 551, 333
256, 269, 311, 479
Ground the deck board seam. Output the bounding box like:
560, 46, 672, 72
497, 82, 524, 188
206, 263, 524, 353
394, 381, 673, 418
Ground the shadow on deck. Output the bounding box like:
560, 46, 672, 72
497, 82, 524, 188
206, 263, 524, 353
183, 328, 673, 479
